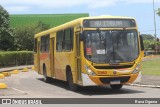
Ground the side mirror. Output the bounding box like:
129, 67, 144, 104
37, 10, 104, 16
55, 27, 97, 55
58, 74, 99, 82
140, 35, 144, 51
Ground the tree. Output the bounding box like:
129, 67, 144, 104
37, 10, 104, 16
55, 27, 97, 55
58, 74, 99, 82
141, 34, 154, 41
14, 21, 50, 51
157, 8, 160, 16
141, 34, 157, 50
0, 5, 14, 51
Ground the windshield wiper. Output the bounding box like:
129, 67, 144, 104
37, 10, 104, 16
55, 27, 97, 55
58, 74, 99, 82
110, 29, 124, 63
96, 28, 106, 49
117, 28, 126, 47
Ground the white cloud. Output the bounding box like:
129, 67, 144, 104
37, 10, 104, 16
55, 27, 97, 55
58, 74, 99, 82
4, 6, 30, 13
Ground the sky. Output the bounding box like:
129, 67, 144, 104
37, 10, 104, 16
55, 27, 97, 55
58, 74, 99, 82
0, 0, 160, 37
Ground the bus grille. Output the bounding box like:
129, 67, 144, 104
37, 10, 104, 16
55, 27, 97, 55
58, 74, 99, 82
99, 76, 130, 84
94, 65, 133, 69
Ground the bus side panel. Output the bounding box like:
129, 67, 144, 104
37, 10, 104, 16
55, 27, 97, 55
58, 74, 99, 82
39, 52, 51, 77
34, 54, 38, 72
34, 38, 41, 74
54, 52, 75, 81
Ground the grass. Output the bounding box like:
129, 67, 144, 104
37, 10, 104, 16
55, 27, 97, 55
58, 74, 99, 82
142, 59, 160, 76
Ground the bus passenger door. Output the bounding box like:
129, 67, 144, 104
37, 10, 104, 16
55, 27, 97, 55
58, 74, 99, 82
75, 32, 82, 83
50, 38, 55, 77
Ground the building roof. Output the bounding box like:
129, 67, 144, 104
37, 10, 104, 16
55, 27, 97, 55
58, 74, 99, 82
10, 13, 89, 28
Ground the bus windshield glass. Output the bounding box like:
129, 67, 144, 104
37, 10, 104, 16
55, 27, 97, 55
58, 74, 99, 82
84, 30, 139, 63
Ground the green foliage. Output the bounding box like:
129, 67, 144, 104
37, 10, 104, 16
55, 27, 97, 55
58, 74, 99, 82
0, 5, 9, 27
141, 34, 154, 41
0, 51, 33, 67
157, 8, 160, 16
14, 21, 50, 51
143, 40, 156, 50
0, 5, 14, 51
141, 34, 160, 50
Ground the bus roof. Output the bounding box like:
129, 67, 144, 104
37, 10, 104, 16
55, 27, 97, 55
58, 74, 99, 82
34, 16, 136, 38
80, 15, 135, 20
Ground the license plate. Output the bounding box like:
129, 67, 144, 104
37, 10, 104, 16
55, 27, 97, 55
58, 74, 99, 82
110, 80, 120, 85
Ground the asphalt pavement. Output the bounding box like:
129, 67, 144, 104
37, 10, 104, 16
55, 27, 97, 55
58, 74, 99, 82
1, 70, 160, 98
0, 64, 160, 86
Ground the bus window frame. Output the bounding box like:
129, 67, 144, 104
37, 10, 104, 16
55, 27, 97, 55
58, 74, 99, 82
40, 34, 50, 53
56, 27, 74, 52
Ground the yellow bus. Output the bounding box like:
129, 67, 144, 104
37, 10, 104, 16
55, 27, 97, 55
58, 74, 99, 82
34, 16, 144, 91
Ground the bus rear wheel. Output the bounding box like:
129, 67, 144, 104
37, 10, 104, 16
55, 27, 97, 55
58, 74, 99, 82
43, 65, 52, 83
66, 71, 78, 91
110, 84, 123, 90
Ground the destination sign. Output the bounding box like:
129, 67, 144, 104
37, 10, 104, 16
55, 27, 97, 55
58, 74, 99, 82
83, 19, 136, 28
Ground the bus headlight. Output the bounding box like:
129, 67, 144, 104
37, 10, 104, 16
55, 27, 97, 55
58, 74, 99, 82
132, 64, 141, 74
84, 65, 96, 76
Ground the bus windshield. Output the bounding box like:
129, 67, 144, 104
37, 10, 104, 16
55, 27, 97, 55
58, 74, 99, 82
84, 30, 139, 63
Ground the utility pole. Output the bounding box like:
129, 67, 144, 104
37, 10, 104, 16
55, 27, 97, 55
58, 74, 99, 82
153, 0, 157, 54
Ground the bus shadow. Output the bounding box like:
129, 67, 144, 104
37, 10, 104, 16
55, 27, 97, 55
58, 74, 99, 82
37, 78, 145, 96
38, 78, 68, 89
76, 86, 145, 96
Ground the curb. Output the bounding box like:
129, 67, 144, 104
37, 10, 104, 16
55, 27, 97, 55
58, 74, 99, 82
129, 84, 160, 88
0, 74, 5, 79
0, 83, 8, 89
22, 68, 29, 72
0, 66, 34, 90
1, 72, 11, 76
11, 70, 20, 74
31, 66, 35, 70
0, 65, 33, 73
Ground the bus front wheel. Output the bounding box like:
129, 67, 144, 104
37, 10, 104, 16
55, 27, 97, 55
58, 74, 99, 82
66, 71, 78, 91
110, 84, 123, 90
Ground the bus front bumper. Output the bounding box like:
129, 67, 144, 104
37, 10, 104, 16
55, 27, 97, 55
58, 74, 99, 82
81, 72, 139, 86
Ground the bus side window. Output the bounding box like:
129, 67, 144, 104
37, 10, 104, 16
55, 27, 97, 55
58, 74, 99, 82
64, 28, 74, 51
56, 30, 64, 52
41, 35, 50, 52
45, 35, 50, 52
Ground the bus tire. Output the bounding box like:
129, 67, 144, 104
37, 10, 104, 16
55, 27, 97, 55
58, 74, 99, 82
110, 84, 123, 90
43, 65, 52, 83
66, 70, 78, 91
